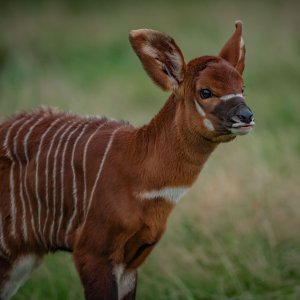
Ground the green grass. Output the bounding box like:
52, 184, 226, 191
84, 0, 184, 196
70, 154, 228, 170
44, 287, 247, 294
1, 0, 300, 299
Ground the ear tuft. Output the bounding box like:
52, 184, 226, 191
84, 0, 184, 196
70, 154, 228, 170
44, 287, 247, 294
129, 29, 142, 38
219, 21, 246, 74
235, 20, 243, 28
129, 29, 186, 91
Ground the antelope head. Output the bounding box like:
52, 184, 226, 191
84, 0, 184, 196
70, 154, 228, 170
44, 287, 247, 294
130, 21, 254, 144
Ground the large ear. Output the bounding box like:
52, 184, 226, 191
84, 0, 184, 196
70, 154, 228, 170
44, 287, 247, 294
129, 29, 186, 91
219, 21, 245, 74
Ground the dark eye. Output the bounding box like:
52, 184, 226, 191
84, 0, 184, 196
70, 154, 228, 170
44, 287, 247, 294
200, 89, 213, 99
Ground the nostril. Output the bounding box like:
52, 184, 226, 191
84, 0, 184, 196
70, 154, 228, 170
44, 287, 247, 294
236, 107, 253, 123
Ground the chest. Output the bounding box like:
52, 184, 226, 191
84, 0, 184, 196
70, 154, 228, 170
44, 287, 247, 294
122, 190, 185, 269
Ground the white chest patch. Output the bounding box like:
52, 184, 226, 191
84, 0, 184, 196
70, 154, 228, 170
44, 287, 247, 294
140, 186, 188, 204
113, 264, 136, 300
1, 255, 39, 300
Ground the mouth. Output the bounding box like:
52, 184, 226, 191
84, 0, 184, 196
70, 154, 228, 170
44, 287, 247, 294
227, 120, 255, 135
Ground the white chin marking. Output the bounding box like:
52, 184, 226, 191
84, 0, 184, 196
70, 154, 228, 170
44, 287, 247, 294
229, 126, 253, 135
220, 93, 244, 101
203, 118, 214, 131
1, 255, 39, 300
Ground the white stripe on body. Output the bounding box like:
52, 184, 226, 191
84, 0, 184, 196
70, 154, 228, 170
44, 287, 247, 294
64, 123, 89, 245
82, 123, 107, 217
3, 118, 26, 159
220, 93, 244, 101
9, 162, 17, 238
43, 122, 71, 238
82, 126, 122, 228
23, 116, 47, 245
0, 211, 10, 256
13, 116, 36, 241
49, 122, 81, 246
35, 118, 63, 244
3, 118, 26, 239
140, 186, 188, 204
56, 122, 85, 245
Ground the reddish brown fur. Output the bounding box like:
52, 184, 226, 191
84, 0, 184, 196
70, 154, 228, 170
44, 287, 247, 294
0, 21, 253, 300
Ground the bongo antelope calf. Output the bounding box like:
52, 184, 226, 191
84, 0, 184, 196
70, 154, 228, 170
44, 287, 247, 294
0, 21, 254, 300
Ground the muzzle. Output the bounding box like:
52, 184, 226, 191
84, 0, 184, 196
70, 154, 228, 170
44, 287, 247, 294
214, 96, 255, 135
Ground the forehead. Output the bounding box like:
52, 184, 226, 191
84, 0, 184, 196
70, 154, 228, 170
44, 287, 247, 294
187, 56, 243, 91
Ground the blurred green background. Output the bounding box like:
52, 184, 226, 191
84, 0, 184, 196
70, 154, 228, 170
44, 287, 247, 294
1, 0, 300, 299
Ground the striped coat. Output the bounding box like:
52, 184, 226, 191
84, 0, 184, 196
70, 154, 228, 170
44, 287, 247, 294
0, 109, 128, 255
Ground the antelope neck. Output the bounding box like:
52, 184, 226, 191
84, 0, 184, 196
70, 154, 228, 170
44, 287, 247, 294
134, 95, 217, 188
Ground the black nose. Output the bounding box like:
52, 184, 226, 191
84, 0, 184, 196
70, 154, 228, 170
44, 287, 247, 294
236, 107, 253, 124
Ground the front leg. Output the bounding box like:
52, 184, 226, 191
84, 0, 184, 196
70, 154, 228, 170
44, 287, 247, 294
74, 251, 138, 300
73, 251, 118, 300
